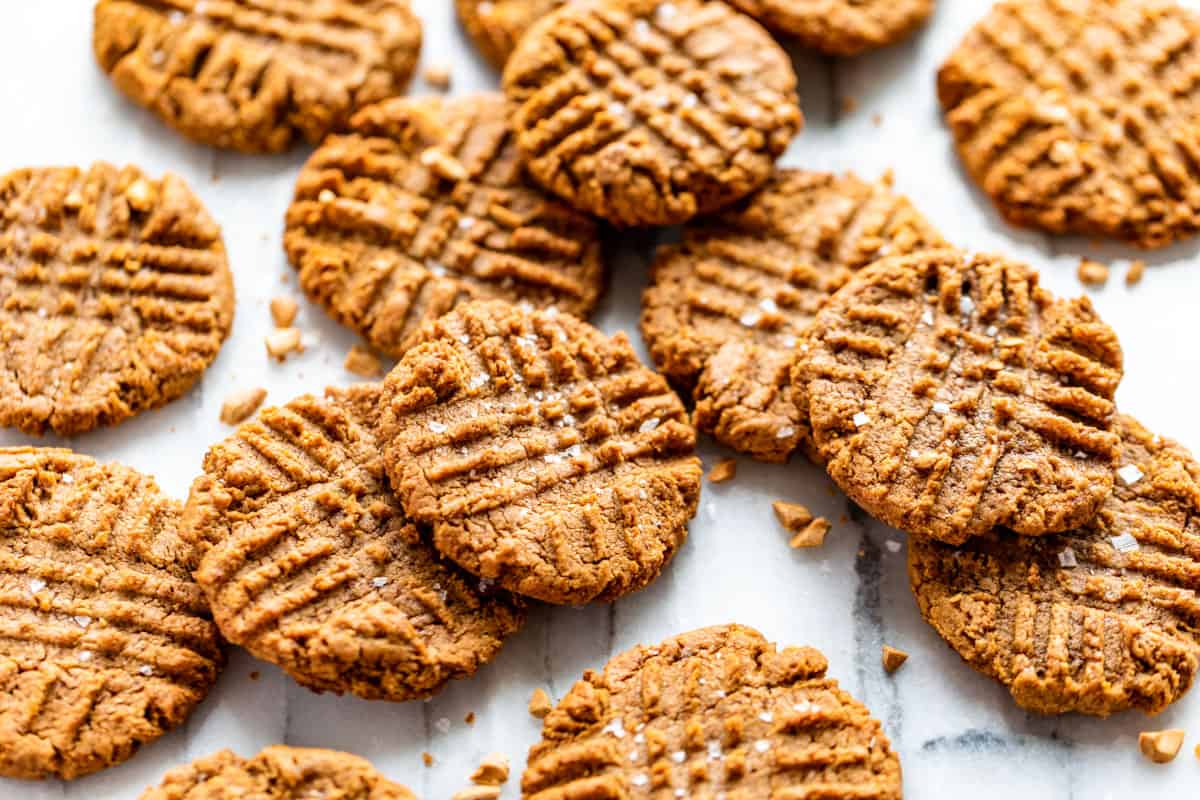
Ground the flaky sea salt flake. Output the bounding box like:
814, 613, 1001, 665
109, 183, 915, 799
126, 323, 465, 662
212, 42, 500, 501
1117, 464, 1144, 486
1111, 533, 1140, 554
1058, 547, 1078, 568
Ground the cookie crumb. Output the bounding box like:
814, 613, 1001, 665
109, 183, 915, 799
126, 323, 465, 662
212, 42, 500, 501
881, 645, 908, 674
344, 344, 383, 377
464, 711, 476, 726
452, 788, 501, 800
270, 296, 298, 327
790, 518, 830, 549
265, 328, 303, 361
249, 671, 260, 681
422, 752, 434, 767
220, 387, 267, 425
1077, 258, 1109, 287
1139, 729, 1185, 763
470, 752, 510, 786
529, 687, 553, 719
773, 501, 813, 532
1126, 259, 1146, 286
872, 112, 883, 127
708, 459, 737, 483
424, 64, 452, 90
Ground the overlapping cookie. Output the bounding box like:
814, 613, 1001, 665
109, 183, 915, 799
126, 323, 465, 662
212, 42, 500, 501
729, 0, 935, 55
456, 0, 565, 68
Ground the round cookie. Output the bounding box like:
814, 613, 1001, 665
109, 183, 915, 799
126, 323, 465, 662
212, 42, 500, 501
93, 0, 422, 153
184, 383, 524, 702
798, 249, 1123, 545
0, 162, 234, 437
642, 169, 944, 462
456, 0, 565, 68
139, 745, 415, 800
379, 300, 702, 605
0, 447, 223, 780
938, 0, 1200, 248
909, 415, 1200, 717
728, 0, 935, 56
284, 93, 605, 359
502, 0, 803, 226
523, 624, 902, 799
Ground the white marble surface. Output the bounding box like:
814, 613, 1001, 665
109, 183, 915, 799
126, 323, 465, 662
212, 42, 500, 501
1, 1, 1199, 797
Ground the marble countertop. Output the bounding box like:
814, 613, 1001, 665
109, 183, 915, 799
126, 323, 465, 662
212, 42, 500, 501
2, 1, 1198, 797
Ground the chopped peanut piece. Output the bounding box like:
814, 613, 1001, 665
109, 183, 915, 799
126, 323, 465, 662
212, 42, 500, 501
528, 687, 552, 719
452, 788, 501, 800
789, 518, 830, 549
882, 645, 909, 674
270, 296, 298, 327
265, 328, 303, 361
773, 501, 813, 532
708, 458, 737, 483
424, 64, 452, 89
344, 344, 383, 377
470, 753, 510, 786
220, 387, 267, 425
1139, 729, 1185, 763
1126, 259, 1146, 286
1077, 258, 1109, 287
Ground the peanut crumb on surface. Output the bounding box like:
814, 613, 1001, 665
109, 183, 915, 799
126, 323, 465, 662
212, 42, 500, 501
773, 501, 813, 532
789, 518, 830, 549
1139, 729, 1185, 763
270, 296, 298, 327
708, 458, 737, 483
344, 344, 383, 377
529, 687, 552, 719
249, 671, 260, 681
470, 752, 510, 786
1126, 259, 1146, 286
424, 63, 452, 89
1077, 257, 1109, 287
422, 752, 434, 767
265, 328, 303, 361
464, 711, 476, 726
220, 387, 267, 425
882, 645, 909, 674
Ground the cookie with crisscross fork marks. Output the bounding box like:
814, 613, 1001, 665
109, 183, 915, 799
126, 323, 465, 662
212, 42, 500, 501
798, 249, 1124, 545
642, 169, 944, 463
0, 163, 234, 437
0, 448, 222, 780
939, 0, 1200, 248
93, 0, 422, 153
380, 300, 702, 605
522, 624, 902, 800
285, 94, 606, 359
184, 383, 524, 702
139, 746, 416, 800
456, 0, 567, 68
728, 0, 935, 56
910, 415, 1200, 716
502, 0, 803, 226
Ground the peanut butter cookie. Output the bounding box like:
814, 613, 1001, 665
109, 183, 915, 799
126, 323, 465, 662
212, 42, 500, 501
523, 624, 902, 799
503, 0, 803, 226
0, 448, 223, 780
184, 383, 524, 702
0, 163, 234, 437
456, 0, 565, 68
910, 415, 1200, 717
139, 746, 415, 799
939, 0, 1200, 248
728, 0, 935, 56
284, 94, 605, 359
798, 249, 1123, 544
643, 169, 943, 462
380, 300, 702, 605
93, 0, 422, 153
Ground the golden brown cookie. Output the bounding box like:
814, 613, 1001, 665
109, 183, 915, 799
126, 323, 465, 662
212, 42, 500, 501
798, 249, 1123, 545
93, 0, 422, 153
642, 169, 944, 462
728, 0, 935, 56
284, 93, 605, 359
456, 0, 565, 68
139, 746, 415, 799
909, 415, 1200, 717
0, 162, 234, 437
939, 0, 1200, 248
184, 383, 523, 702
0, 448, 223, 780
523, 624, 902, 799
502, 0, 803, 226
379, 300, 702, 605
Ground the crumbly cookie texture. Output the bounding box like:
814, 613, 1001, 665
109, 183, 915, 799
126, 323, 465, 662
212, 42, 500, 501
643, 169, 943, 462
380, 300, 702, 605
0, 448, 223, 780
138, 746, 415, 799
523, 624, 902, 799
184, 383, 524, 702
728, 0, 935, 55
0, 163, 234, 436
503, 0, 803, 226
93, 0, 422, 153
456, 0, 566, 67
799, 249, 1123, 544
909, 415, 1200, 717
285, 94, 605, 359
939, 0, 1200, 248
